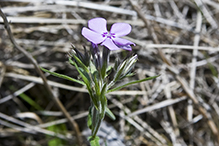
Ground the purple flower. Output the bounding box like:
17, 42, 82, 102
82, 17, 135, 51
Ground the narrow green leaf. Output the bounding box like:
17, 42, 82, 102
100, 83, 108, 119
93, 71, 101, 97
40, 67, 85, 86
19, 93, 43, 110
108, 75, 160, 93
70, 52, 89, 72
69, 58, 99, 108
100, 83, 107, 100
208, 62, 218, 77
72, 46, 85, 63
69, 58, 90, 86
91, 107, 102, 137
87, 106, 93, 130
100, 98, 106, 119
114, 58, 119, 72
106, 107, 116, 120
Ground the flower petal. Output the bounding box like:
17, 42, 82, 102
88, 17, 107, 33
101, 38, 121, 50
117, 45, 132, 51
110, 23, 132, 37
113, 37, 135, 46
113, 37, 135, 51
82, 27, 105, 44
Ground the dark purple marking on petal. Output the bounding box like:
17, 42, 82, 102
102, 32, 108, 38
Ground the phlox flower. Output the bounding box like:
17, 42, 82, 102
82, 17, 135, 51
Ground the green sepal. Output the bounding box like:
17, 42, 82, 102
90, 61, 98, 75
40, 67, 85, 86
101, 47, 110, 79
118, 72, 135, 81
108, 75, 160, 93
109, 55, 137, 88
113, 59, 128, 82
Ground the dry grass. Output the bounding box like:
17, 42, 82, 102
1, 0, 219, 145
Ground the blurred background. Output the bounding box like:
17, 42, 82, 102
1, 0, 219, 145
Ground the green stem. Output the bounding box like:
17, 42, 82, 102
92, 119, 102, 139
91, 106, 103, 138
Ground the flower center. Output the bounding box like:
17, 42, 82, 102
102, 32, 115, 39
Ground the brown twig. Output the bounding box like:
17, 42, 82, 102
0, 61, 6, 88
0, 9, 83, 146
127, 0, 219, 143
